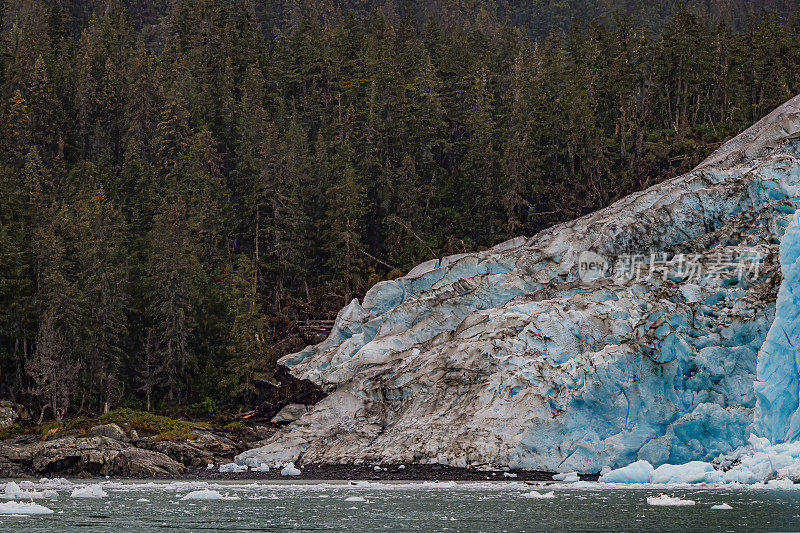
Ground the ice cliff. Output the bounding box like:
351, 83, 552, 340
238, 95, 800, 474
754, 211, 800, 443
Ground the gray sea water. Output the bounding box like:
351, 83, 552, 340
2, 479, 800, 532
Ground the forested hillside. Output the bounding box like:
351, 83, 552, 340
7, 0, 800, 44
1, 0, 800, 419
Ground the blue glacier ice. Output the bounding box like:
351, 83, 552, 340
597, 460, 654, 483
238, 95, 800, 480
755, 211, 800, 443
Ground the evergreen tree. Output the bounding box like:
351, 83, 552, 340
0, 0, 799, 418
322, 141, 371, 304
2, 90, 32, 168
155, 85, 190, 177
222, 255, 271, 400
143, 198, 200, 403
70, 182, 129, 412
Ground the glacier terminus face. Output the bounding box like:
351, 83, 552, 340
238, 95, 800, 477
755, 210, 800, 444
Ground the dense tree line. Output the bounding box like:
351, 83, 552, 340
2, 0, 800, 419
8, 0, 800, 46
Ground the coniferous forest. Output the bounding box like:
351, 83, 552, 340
2, 0, 800, 420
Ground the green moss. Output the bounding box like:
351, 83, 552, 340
187, 397, 220, 418
0, 409, 216, 442
223, 420, 246, 432
0, 424, 26, 440
99, 408, 201, 441
38, 418, 94, 439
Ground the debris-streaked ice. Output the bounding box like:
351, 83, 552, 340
238, 95, 800, 474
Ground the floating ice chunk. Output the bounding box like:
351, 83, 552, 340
646, 494, 695, 506
181, 489, 240, 501
553, 472, 579, 482
522, 491, 556, 499
721, 435, 800, 484
373, 465, 382, 471
137, 498, 150, 503
711, 503, 733, 510
766, 478, 796, 489
206, 464, 214, 470
344, 496, 368, 502
0, 501, 54, 514
3, 482, 56, 500
70, 485, 108, 498
398, 465, 405, 470
281, 463, 301, 476
219, 462, 248, 473
599, 461, 654, 483
38, 478, 73, 489
255, 463, 270, 472
504, 472, 518, 478
4, 481, 23, 499
650, 461, 721, 484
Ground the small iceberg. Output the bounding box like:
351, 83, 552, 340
281, 463, 301, 476
255, 463, 270, 472
0, 501, 54, 515
180, 489, 240, 501
344, 496, 368, 502
646, 494, 696, 506
553, 472, 579, 482
3, 481, 52, 500
70, 485, 108, 498
711, 503, 733, 510
38, 478, 73, 490
219, 462, 248, 473
137, 498, 150, 503
522, 491, 556, 499
651, 462, 721, 484
599, 461, 654, 483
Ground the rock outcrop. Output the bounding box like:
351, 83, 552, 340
238, 95, 800, 472
0, 401, 28, 428
0, 425, 250, 477
0, 435, 185, 477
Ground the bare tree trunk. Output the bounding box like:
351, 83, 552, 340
38, 405, 49, 425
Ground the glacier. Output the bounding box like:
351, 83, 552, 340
754, 210, 800, 443
238, 95, 800, 478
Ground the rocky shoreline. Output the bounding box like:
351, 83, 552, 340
185, 463, 599, 482
0, 420, 600, 482
0, 422, 249, 479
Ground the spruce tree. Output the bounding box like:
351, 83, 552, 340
143, 197, 200, 403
